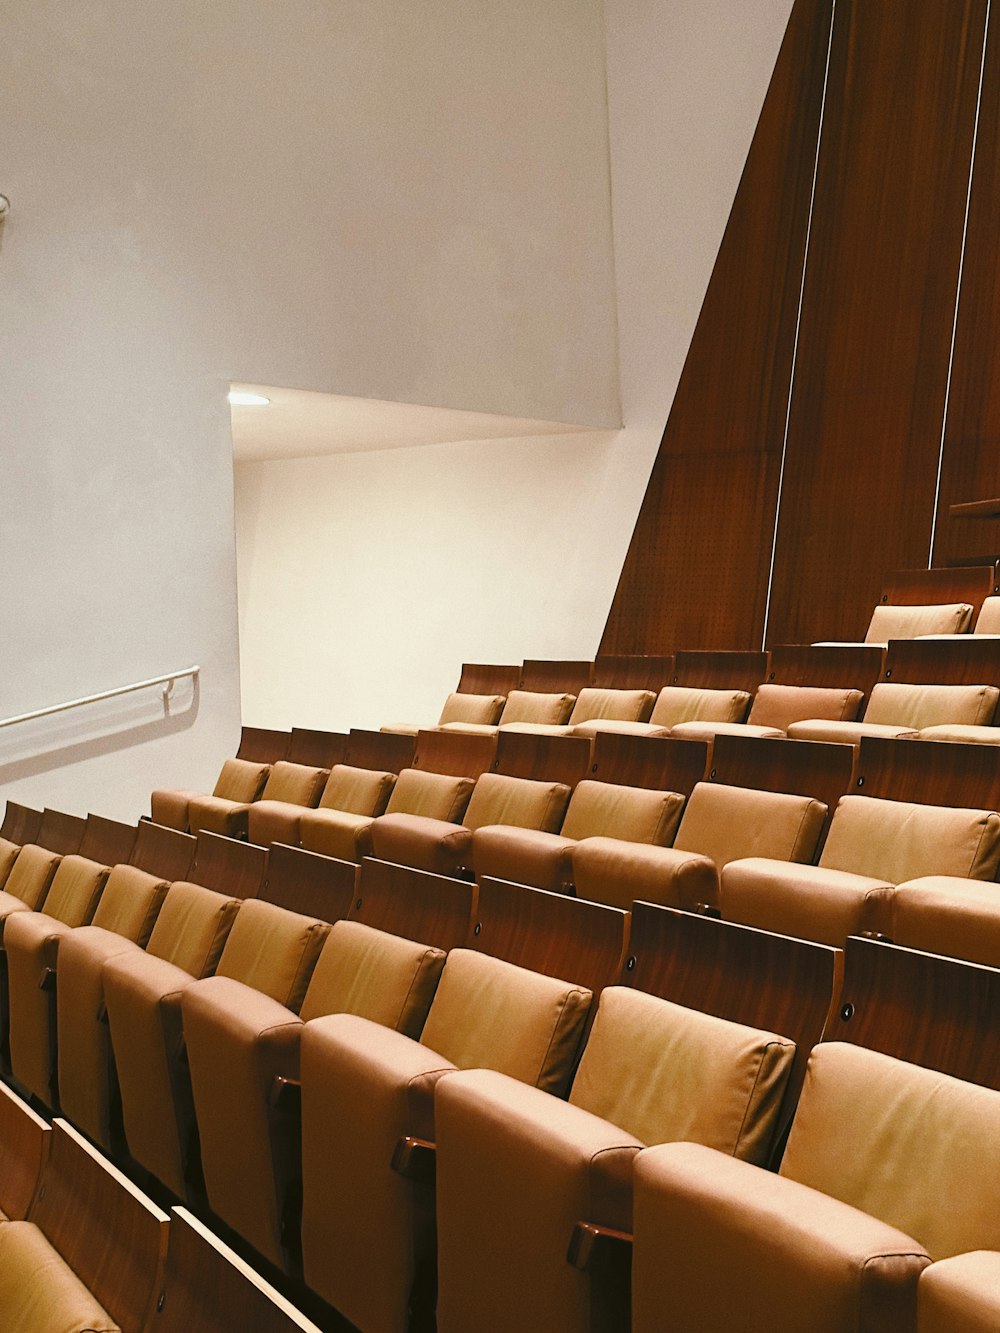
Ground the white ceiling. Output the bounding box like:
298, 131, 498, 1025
229, 383, 600, 463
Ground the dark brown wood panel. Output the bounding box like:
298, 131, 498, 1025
493, 731, 592, 785
590, 734, 709, 796
934, 5, 1000, 567
78, 816, 137, 869
286, 727, 348, 769
130, 821, 196, 882
458, 664, 521, 695
237, 727, 290, 764
854, 735, 1000, 810
768, 0, 987, 645
709, 733, 855, 814
883, 636, 1000, 686
0, 802, 42, 846
601, 0, 832, 653
191, 831, 268, 899
351, 858, 476, 953
673, 650, 770, 692
593, 656, 675, 691
768, 644, 885, 696
880, 565, 996, 613
519, 661, 594, 695
412, 729, 496, 779
35, 808, 86, 856
262, 843, 356, 922
344, 728, 415, 774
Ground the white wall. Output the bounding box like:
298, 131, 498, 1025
235, 0, 795, 731
0, 0, 621, 818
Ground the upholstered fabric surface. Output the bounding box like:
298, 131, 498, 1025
560, 779, 684, 845
674, 781, 827, 868
369, 812, 473, 875
572, 838, 719, 912
5, 844, 61, 910
33, 854, 108, 927
649, 686, 751, 728
212, 758, 270, 802
384, 768, 475, 821
215, 898, 329, 1011
864, 601, 974, 641
89, 865, 169, 946
819, 794, 1000, 883
889, 876, 1000, 967
0, 837, 20, 889
918, 1252, 1000, 1332
862, 681, 999, 728
144, 880, 241, 976
437, 692, 505, 725
915, 724, 1000, 744
497, 689, 576, 725
258, 760, 327, 806
469, 825, 577, 890
319, 763, 397, 815
566, 686, 655, 725
747, 683, 864, 729
974, 596, 1000, 633
721, 857, 893, 946
462, 772, 571, 834
0, 1220, 120, 1333
299, 807, 378, 861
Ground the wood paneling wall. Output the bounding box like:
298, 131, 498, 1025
602, 0, 996, 652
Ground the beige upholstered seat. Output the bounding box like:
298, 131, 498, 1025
369, 770, 571, 876
918, 1252, 1000, 1332
5, 854, 112, 1107
502, 687, 655, 737
631, 1042, 1000, 1332
0, 844, 62, 933
299, 948, 592, 1331
670, 682, 864, 742
104, 896, 326, 1202
300, 767, 473, 862
435, 986, 794, 1333
250, 762, 396, 847
722, 793, 1000, 946
472, 779, 685, 891
381, 691, 506, 736
571, 781, 827, 912
188, 761, 327, 839
865, 601, 974, 642
181, 919, 446, 1269
887, 876, 1000, 967
151, 757, 270, 832
788, 680, 998, 745
438, 689, 575, 735
572, 685, 750, 739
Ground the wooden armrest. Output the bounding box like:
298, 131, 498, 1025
567, 1220, 634, 1272
391, 1135, 436, 1184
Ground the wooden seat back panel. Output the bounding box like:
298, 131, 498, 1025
262, 843, 357, 922
344, 728, 415, 774
191, 832, 268, 899
352, 858, 476, 952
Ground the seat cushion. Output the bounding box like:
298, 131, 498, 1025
916, 724, 1000, 744
370, 813, 474, 876
149, 788, 196, 830
568, 719, 673, 739
864, 602, 974, 642
470, 826, 577, 890
462, 772, 571, 834
720, 858, 894, 947
572, 838, 720, 912
918, 1252, 1000, 1332
566, 687, 655, 725
889, 876, 1000, 968
786, 720, 920, 744
820, 794, 1000, 883
649, 687, 751, 728
975, 597, 1000, 634
668, 720, 785, 742
245, 799, 308, 847
437, 692, 505, 726
746, 684, 864, 729
560, 779, 684, 846
0, 1220, 119, 1333
299, 808, 376, 861
186, 794, 252, 839
674, 782, 827, 868
212, 757, 270, 802
144, 880, 241, 976
215, 898, 330, 1010
497, 690, 575, 726
319, 764, 397, 815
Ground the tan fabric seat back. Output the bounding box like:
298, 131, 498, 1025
0, 838, 20, 889
91, 865, 170, 945
385, 768, 475, 821
570, 988, 794, 1165
215, 898, 329, 1011
38, 855, 109, 928
650, 687, 751, 728
299, 920, 445, 1035
212, 758, 270, 802
560, 780, 684, 846
568, 687, 655, 725
863, 682, 998, 728
498, 690, 575, 726
5, 845, 61, 909
975, 596, 1000, 634
319, 764, 396, 816
864, 602, 974, 642
146, 880, 241, 976
463, 772, 571, 834
819, 794, 1000, 883
259, 760, 327, 806
674, 783, 827, 868
0, 1220, 120, 1333
437, 692, 505, 726
747, 684, 864, 729
781, 1042, 1000, 1260
420, 949, 591, 1095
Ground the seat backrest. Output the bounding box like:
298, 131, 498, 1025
4, 844, 61, 909
437, 692, 505, 727
975, 596, 1000, 633
864, 601, 974, 642
570, 987, 794, 1165
567, 687, 655, 725
319, 763, 396, 816
862, 681, 998, 727
145, 881, 241, 976
818, 794, 1000, 883
780, 1042, 1000, 1261
212, 757, 270, 802
259, 760, 327, 806
90, 864, 170, 945
215, 898, 329, 1011
650, 686, 751, 728
418, 949, 591, 1095
462, 771, 571, 834
560, 779, 684, 846
498, 690, 576, 726
746, 683, 864, 729
385, 768, 475, 821
37, 854, 110, 928
298, 920, 446, 1036
674, 782, 827, 868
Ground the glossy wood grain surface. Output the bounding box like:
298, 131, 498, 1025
35, 807, 86, 856
767, 644, 884, 696
883, 636, 1000, 686
130, 822, 196, 882
519, 660, 594, 695
286, 728, 348, 770
0, 1081, 49, 1222
237, 727, 291, 764
472, 878, 628, 999
879, 565, 997, 612
351, 858, 476, 953
834, 936, 1000, 1089
493, 731, 592, 785
593, 655, 675, 691
343, 728, 415, 774
854, 735, 1000, 810
672, 651, 770, 693
709, 734, 855, 814
590, 733, 708, 796
262, 844, 356, 923
191, 831, 268, 899
0, 801, 42, 846
457, 663, 521, 695
79, 815, 138, 869
412, 729, 496, 779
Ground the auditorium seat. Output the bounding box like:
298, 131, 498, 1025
104, 897, 328, 1202
471, 777, 685, 891
721, 792, 1000, 946
917, 1252, 1000, 1332
438, 686, 577, 734
251, 760, 397, 847
571, 683, 750, 738
187, 760, 328, 838
788, 680, 998, 745
435, 986, 795, 1333
380, 689, 507, 736
629, 1040, 1000, 1332
571, 780, 827, 912
886, 876, 1000, 967
152, 756, 270, 832
298, 947, 593, 1331
500, 685, 656, 736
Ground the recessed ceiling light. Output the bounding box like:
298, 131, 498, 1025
228, 391, 270, 407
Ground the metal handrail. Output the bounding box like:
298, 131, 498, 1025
0, 666, 200, 731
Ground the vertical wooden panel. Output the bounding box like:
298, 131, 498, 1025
934, 5, 1000, 567
767, 0, 987, 645
601, 0, 831, 653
